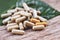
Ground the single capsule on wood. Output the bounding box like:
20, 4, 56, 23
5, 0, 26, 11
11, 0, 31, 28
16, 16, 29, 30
11, 15, 20, 21
15, 16, 26, 23
2, 17, 11, 24
24, 21, 34, 28
30, 18, 40, 23
12, 29, 25, 35
1, 13, 12, 18
19, 23, 24, 30
32, 25, 45, 30
7, 24, 18, 31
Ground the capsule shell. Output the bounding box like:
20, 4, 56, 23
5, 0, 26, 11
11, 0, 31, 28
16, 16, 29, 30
2, 17, 11, 24
7, 23, 17, 26
12, 29, 25, 35
30, 18, 40, 23
19, 23, 24, 30
23, 3, 30, 11
11, 15, 20, 21
7, 24, 18, 31
32, 25, 45, 30
15, 16, 26, 23
7, 9, 17, 13
13, 12, 21, 16
15, 7, 24, 11
24, 21, 34, 28
35, 22, 47, 26
1, 13, 12, 18
19, 11, 32, 17
7, 21, 13, 24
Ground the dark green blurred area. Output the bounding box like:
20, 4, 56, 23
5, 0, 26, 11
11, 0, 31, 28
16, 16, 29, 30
0, 0, 17, 13
0, 0, 60, 25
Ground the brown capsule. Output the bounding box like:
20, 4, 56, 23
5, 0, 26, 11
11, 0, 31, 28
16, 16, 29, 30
35, 22, 47, 26
24, 21, 34, 28
7, 24, 18, 31
15, 16, 26, 23
19, 23, 24, 30
12, 29, 25, 35
30, 18, 40, 23
32, 25, 45, 30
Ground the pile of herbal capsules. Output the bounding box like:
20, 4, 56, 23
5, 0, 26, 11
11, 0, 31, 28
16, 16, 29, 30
1, 3, 47, 35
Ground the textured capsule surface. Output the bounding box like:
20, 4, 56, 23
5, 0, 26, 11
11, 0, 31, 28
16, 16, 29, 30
12, 29, 25, 35
32, 25, 45, 30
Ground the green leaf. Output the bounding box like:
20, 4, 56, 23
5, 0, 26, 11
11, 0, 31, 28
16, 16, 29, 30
0, 0, 60, 25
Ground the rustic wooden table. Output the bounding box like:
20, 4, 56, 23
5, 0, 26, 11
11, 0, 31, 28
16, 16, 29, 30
0, 0, 60, 40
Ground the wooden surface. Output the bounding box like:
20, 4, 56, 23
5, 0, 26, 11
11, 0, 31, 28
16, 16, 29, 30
0, 15, 60, 40
0, 0, 60, 40
42, 0, 60, 12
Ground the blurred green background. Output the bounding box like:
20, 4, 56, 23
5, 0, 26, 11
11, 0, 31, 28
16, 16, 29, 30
0, 0, 60, 25
0, 0, 17, 13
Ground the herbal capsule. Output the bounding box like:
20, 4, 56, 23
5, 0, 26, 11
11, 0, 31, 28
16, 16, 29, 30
35, 22, 47, 26
7, 23, 17, 26
19, 11, 32, 17
23, 3, 30, 11
30, 18, 40, 23
24, 21, 34, 28
15, 7, 24, 11
15, 16, 26, 23
7, 24, 18, 31
1, 13, 12, 18
7, 9, 17, 13
7, 21, 13, 24
32, 25, 45, 30
2, 17, 11, 24
12, 29, 25, 35
19, 23, 24, 30
11, 15, 20, 21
